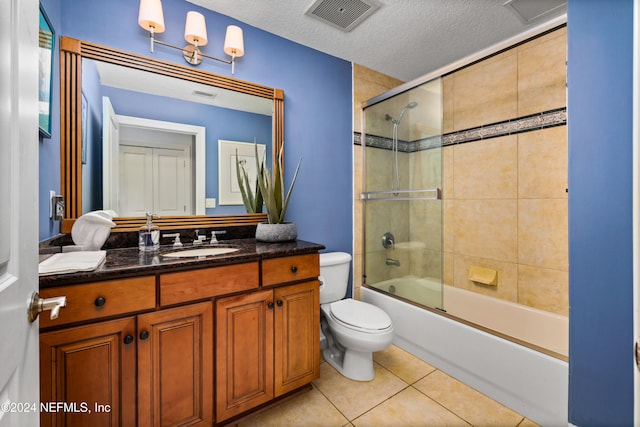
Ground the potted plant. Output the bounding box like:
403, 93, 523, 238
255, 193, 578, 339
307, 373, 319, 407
236, 143, 301, 242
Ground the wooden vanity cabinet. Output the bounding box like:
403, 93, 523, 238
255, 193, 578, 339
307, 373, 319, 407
40, 251, 321, 426
273, 280, 320, 396
137, 302, 213, 427
39, 276, 213, 427
40, 317, 137, 427
215, 289, 275, 421
215, 254, 320, 423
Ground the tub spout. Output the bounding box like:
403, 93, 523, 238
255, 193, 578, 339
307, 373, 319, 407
386, 258, 401, 267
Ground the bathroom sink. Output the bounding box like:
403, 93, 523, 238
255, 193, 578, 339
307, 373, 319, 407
162, 247, 239, 258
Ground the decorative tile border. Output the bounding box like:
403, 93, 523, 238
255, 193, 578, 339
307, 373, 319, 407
443, 108, 566, 146
355, 107, 566, 151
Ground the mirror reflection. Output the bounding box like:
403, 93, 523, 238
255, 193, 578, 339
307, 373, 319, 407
80, 58, 273, 217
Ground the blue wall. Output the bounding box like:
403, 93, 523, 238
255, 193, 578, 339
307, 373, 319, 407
567, 0, 634, 425
40, 0, 353, 255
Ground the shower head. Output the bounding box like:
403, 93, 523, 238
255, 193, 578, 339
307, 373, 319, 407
385, 102, 418, 125
396, 101, 418, 123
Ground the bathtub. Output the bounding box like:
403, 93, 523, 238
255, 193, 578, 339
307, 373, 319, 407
362, 277, 568, 426
371, 276, 568, 357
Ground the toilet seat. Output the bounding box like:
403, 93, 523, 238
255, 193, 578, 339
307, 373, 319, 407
329, 299, 392, 332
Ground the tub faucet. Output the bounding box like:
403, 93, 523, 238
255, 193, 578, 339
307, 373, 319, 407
386, 258, 400, 267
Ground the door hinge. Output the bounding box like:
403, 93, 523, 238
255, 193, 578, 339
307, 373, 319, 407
636, 341, 640, 371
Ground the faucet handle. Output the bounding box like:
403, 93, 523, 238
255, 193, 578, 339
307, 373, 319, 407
210, 230, 226, 244
382, 232, 395, 249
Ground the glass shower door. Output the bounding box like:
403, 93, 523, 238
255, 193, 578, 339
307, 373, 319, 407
361, 77, 444, 309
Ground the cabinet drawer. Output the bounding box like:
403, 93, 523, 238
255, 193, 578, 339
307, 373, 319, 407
39, 276, 156, 328
160, 262, 259, 306
262, 254, 319, 287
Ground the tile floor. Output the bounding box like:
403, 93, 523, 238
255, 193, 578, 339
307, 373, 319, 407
235, 345, 540, 427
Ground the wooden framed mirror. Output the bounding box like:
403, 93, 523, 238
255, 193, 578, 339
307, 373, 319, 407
59, 36, 284, 233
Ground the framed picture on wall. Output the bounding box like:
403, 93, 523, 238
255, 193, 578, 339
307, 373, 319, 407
218, 140, 266, 206
38, 6, 55, 138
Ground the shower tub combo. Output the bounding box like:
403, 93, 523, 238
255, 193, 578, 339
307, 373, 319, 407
360, 43, 569, 426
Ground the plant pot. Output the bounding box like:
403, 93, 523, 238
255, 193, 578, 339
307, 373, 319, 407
255, 222, 297, 243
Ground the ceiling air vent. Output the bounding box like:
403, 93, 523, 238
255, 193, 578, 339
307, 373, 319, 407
305, 0, 382, 32
503, 0, 567, 25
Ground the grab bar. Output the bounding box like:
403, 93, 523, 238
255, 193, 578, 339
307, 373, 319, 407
360, 188, 442, 201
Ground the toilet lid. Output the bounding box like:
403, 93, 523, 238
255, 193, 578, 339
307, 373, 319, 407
329, 299, 392, 331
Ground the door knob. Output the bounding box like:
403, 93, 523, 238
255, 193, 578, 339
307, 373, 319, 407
28, 292, 66, 323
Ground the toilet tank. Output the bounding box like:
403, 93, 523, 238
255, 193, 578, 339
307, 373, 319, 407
319, 252, 352, 304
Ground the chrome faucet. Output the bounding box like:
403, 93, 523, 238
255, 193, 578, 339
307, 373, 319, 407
386, 258, 400, 267
162, 233, 182, 248
382, 232, 395, 249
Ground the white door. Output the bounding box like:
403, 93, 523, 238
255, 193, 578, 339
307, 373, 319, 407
118, 145, 191, 216
153, 147, 190, 216
113, 115, 206, 214
0, 0, 41, 424
119, 145, 154, 217
103, 97, 120, 213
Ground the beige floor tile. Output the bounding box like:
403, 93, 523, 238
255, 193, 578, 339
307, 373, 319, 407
373, 345, 436, 384
313, 361, 407, 420
414, 371, 524, 427
353, 387, 468, 427
236, 385, 348, 427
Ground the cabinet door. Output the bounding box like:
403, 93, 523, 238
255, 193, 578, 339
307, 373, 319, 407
215, 290, 274, 422
40, 317, 136, 427
274, 280, 320, 396
137, 302, 213, 427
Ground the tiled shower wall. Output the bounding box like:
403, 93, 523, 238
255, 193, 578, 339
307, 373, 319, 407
355, 27, 568, 316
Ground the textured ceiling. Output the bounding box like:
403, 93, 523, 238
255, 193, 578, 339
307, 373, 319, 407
187, 0, 567, 82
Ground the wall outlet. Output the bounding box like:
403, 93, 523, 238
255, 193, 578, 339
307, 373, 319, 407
49, 191, 56, 218
205, 198, 216, 208
53, 195, 65, 221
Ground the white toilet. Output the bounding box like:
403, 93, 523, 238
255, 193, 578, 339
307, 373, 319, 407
319, 252, 394, 381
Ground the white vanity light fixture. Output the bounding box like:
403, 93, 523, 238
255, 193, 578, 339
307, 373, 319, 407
138, 0, 165, 53
138, 0, 245, 74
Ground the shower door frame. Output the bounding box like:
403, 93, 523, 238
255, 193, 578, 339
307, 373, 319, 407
360, 77, 444, 309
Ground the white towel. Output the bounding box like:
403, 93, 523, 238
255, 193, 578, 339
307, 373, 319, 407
39, 251, 106, 276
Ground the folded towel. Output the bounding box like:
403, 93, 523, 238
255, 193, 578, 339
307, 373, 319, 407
39, 251, 106, 276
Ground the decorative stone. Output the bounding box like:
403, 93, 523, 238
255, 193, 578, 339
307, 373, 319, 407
255, 222, 297, 243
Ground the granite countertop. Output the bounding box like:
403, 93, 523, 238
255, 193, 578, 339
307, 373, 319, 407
39, 239, 325, 288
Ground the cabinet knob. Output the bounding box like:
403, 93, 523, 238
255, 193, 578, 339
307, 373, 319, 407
291, 266, 298, 274
139, 330, 150, 340
267, 302, 274, 309
123, 335, 134, 344
94, 297, 106, 307
276, 300, 283, 307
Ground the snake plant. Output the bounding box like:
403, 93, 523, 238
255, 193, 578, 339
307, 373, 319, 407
255, 143, 301, 224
